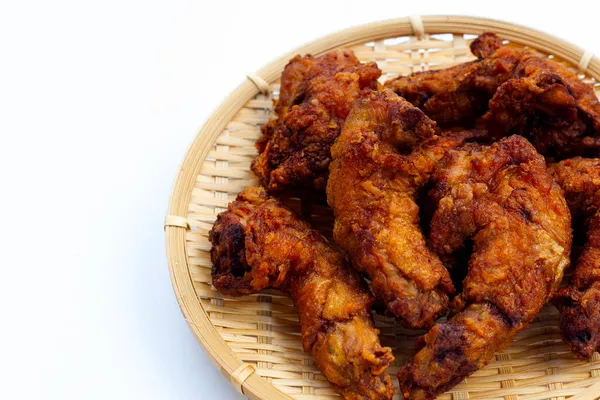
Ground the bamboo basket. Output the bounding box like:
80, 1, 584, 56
165, 15, 600, 400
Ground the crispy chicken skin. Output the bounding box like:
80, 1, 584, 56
482, 59, 600, 157
381, 58, 482, 118
210, 187, 394, 400
327, 90, 461, 329
252, 50, 381, 192
551, 158, 600, 359
382, 33, 503, 126
399, 136, 572, 399
384, 33, 600, 158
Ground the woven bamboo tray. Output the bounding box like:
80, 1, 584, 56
165, 16, 600, 400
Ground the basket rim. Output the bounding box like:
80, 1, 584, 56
165, 15, 600, 400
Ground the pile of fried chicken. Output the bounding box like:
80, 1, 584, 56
209, 33, 600, 399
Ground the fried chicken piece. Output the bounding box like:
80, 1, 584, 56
399, 136, 572, 399
210, 187, 394, 400
551, 157, 600, 359
252, 50, 381, 192
469, 32, 504, 59
327, 89, 462, 329
482, 60, 600, 157
383, 33, 503, 125
384, 32, 600, 158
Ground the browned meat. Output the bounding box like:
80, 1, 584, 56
399, 136, 572, 399
551, 157, 600, 359
210, 187, 394, 400
327, 90, 463, 329
252, 50, 381, 192
385, 33, 600, 158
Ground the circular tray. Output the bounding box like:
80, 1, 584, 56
165, 15, 600, 400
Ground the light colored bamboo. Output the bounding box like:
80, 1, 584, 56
166, 15, 600, 400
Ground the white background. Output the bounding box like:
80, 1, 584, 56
1, 1, 599, 399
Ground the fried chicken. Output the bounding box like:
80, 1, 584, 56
551, 157, 600, 359
399, 135, 572, 399
383, 33, 506, 126
482, 60, 600, 157
327, 89, 463, 329
252, 50, 381, 192
384, 32, 600, 158
210, 187, 394, 400
382, 33, 502, 126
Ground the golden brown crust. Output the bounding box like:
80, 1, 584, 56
327, 90, 461, 329
210, 187, 394, 400
470, 32, 504, 59
551, 157, 600, 359
383, 34, 518, 127
482, 55, 600, 157
399, 303, 516, 400
399, 136, 572, 399
382, 61, 484, 124
252, 50, 381, 192
384, 32, 600, 158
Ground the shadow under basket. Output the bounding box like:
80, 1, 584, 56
165, 15, 600, 400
